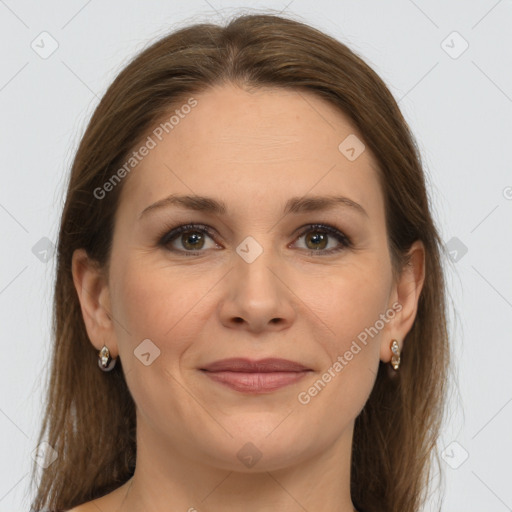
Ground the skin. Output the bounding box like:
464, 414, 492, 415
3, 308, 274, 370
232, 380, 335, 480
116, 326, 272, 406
71, 83, 425, 512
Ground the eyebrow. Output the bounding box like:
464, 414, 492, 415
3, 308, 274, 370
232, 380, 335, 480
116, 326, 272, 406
138, 194, 368, 220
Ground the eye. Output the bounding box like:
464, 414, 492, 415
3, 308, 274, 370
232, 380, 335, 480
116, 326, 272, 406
292, 224, 351, 254
159, 224, 219, 253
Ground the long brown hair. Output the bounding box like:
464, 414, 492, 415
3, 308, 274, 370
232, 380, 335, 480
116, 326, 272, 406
30, 12, 451, 512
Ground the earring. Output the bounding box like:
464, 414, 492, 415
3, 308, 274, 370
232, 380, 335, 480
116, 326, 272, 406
390, 339, 400, 370
98, 345, 117, 372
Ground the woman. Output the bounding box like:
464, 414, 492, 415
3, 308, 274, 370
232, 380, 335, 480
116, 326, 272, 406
30, 12, 450, 512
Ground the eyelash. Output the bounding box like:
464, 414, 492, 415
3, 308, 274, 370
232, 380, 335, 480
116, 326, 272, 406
158, 222, 352, 256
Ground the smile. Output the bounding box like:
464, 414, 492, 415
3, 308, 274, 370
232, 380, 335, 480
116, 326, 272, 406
200, 358, 313, 394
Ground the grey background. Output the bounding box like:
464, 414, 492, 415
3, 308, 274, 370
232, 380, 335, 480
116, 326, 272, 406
1, 0, 511, 510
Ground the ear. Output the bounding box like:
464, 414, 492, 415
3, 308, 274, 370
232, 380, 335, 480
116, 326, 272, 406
71, 248, 118, 358
380, 240, 425, 363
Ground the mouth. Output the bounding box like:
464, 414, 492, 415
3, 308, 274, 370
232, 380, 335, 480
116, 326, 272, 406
199, 358, 313, 393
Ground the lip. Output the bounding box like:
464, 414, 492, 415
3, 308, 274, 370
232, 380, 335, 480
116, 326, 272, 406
200, 358, 312, 393
201, 358, 311, 372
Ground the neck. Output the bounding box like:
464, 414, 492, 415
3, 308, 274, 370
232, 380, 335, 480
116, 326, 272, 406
117, 417, 357, 512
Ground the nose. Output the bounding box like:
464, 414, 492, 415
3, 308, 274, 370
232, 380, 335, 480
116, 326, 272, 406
218, 246, 297, 333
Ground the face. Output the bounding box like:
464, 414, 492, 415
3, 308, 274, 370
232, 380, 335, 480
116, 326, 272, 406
75, 83, 420, 474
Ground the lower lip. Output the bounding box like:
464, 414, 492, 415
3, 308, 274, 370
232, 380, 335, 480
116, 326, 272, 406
202, 370, 310, 393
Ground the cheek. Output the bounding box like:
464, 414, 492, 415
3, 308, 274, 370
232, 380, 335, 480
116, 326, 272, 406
110, 261, 210, 427
298, 258, 391, 354
294, 265, 389, 419
110, 258, 214, 358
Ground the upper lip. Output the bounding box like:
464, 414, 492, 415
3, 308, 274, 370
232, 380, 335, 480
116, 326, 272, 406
200, 358, 311, 373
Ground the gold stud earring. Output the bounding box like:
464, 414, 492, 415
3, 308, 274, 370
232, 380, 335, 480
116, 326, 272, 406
390, 339, 400, 370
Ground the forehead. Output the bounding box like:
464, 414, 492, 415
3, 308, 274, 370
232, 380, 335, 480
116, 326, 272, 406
117, 84, 383, 221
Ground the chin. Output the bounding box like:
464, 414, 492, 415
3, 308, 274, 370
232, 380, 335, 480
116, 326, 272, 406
194, 425, 316, 472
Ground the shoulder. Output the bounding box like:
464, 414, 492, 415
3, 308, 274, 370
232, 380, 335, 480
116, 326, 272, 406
66, 504, 99, 512
66, 500, 108, 512
65, 479, 132, 512
65, 499, 111, 512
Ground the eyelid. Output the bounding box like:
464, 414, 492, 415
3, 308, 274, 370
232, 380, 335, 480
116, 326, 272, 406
158, 223, 219, 247
293, 223, 351, 242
